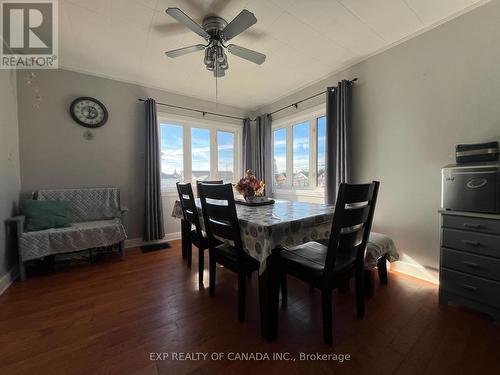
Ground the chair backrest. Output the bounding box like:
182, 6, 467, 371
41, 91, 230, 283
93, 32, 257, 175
198, 183, 244, 253
36, 187, 121, 222
324, 181, 380, 281
196, 180, 223, 198
176, 183, 202, 236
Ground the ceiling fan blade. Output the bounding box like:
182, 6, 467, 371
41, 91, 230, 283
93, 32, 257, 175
227, 44, 266, 65
165, 8, 210, 39
165, 44, 206, 58
221, 9, 257, 41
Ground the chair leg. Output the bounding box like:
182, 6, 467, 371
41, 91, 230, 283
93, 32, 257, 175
198, 248, 204, 285
280, 272, 287, 303
355, 268, 365, 319
378, 255, 388, 285
209, 251, 216, 297
19, 261, 26, 281
187, 241, 192, 269
238, 271, 246, 322
119, 241, 125, 260
321, 289, 333, 346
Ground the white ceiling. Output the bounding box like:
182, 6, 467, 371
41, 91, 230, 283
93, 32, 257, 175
59, 0, 487, 111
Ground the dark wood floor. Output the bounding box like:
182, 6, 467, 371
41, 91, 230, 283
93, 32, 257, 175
1, 240, 499, 375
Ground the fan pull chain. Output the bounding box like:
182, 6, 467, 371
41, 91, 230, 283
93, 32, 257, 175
215, 67, 219, 106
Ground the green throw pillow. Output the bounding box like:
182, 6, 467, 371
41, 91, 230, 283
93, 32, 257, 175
22, 200, 71, 232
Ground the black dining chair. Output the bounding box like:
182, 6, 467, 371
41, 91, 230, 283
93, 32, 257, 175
280, 181, 380, 345
176, 182, 215, 285
196, 180, 223, 198
198, 182, 262, 322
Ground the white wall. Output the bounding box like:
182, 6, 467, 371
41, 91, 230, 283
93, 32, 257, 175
16, 69, 249, 241
0, 68, 21, 284
259, 0, 500, 279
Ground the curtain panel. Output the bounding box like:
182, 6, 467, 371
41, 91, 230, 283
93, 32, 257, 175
242, 118, 252, 174
254, 114, 273, 196
325, 81, 351, 205
144, 98, 165, 241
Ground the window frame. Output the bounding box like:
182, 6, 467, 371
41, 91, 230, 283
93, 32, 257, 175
158, 112, 242, 193
272, 105, 326, 194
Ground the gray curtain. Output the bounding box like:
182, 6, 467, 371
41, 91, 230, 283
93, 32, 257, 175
144, 98, 165, 241
254, 114, 273, 196
325, 81, 351, 205
242, 118, 252, 174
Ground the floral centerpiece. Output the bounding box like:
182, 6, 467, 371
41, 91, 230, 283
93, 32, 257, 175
235, 170, 265, 201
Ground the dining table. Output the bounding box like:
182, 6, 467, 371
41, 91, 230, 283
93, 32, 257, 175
172, 198, 398, 341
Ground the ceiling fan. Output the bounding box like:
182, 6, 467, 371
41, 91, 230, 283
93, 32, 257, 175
164, 8, 266, 78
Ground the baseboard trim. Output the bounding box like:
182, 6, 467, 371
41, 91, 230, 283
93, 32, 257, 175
390, 261, 439, 285
125, 232, 181, 249
0, 265, 19, 295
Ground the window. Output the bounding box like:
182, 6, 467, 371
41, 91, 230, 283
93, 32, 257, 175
217, 131, 234, 182
191, 128, 211, 183
272, 107, 326, 191
317, 116, 326, 187
160, 123, 183, 189
292, 122, 310, 187
159, 115, 241, 191
273, 128, 287, 186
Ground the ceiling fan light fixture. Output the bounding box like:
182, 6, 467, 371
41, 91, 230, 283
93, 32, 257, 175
164, 8, 266, 78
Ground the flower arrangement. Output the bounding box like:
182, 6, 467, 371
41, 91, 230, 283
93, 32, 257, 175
235, 170, 265, 199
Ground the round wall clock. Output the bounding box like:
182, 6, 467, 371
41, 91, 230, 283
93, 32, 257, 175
70, 97, 108, 128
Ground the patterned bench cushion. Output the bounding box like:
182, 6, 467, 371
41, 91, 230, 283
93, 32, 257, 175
19, 219, 126, 261
37, 188, 121, 223
365, 232, 399, 269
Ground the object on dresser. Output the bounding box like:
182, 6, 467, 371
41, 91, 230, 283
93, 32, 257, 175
439, 210, 500, 323
456, 141, 498, 164
441, 163, 499, 214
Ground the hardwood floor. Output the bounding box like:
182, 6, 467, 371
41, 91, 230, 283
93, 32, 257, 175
1, 240, 499, 375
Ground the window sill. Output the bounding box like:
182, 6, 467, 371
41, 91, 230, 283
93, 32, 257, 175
273, 188, 324, 198
161, 190, 179, 197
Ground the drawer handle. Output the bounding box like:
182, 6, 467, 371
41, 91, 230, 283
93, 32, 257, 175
462, 284, 478, 292
463, 223, 482, 229
462, 240, 481, 247
461, 261, 480, 268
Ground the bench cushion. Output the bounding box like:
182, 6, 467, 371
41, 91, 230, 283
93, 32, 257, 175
37, 188, 121, 223
314, 231, 399, 269
19, 219, 126, 261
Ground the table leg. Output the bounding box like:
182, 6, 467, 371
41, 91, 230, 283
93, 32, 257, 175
259, 251, 281, 341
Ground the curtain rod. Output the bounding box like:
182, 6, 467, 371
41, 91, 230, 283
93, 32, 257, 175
138, 78, 357, 122
137, 98, 246, 121
269, 78, 358, 117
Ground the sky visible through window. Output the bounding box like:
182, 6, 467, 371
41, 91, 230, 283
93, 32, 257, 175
293, 122, 310, 187
160, 123, 183, 188
273, 128, 286, 185
191, 128, 210, 182
160, 123, 236, 187
317, 116, 326, 187
218, 131, 234, 182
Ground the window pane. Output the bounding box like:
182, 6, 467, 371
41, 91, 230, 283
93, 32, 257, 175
293, 122, 310, 187
160, 123, 183, 189
217, 131, 234, 182
273, 128, 287, 186
317, 116, 326, 187
191, 128, 210, 183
